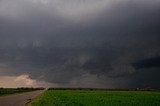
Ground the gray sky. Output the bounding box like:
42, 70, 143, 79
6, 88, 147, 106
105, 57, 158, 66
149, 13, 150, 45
0, 0, 160, 88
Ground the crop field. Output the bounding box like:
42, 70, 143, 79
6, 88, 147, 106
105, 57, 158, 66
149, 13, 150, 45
0, 88, 39, 96
31, 90, 160, 106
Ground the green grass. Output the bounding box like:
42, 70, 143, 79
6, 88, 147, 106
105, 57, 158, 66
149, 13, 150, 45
31, 90, 160, 106
0, 88, 37, 96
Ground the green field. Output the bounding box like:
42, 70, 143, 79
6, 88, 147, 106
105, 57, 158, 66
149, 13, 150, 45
31, 90, 160, 106
0, 88, 39, 96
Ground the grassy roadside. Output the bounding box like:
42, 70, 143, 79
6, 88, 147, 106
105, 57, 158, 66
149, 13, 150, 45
25, 95, 40, 106
25, 90, 45, 106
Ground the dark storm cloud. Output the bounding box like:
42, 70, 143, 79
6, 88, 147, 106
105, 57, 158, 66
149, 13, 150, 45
0, 0, 160, 88
133, 57, 160, 69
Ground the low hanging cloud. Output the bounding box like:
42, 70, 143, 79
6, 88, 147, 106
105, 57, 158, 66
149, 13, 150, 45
0, 74, 55, 88
0, 0, 160, 88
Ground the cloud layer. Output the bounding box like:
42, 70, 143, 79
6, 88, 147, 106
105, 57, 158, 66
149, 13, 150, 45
0, 0, 160, 88
0, 74, 54, 88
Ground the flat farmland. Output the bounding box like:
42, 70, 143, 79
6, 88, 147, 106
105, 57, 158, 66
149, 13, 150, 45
0, 88, 38, 96
30, 90, 160, 106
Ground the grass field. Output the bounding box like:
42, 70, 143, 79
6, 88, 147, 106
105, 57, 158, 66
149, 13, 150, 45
31, 90, 160, 106
0, 88, 39, 96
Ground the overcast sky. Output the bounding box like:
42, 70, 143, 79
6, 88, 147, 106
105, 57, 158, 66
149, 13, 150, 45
0, 0, 160, 88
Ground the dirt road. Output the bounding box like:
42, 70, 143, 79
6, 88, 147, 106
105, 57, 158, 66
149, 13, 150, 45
0, 90, 43, 106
